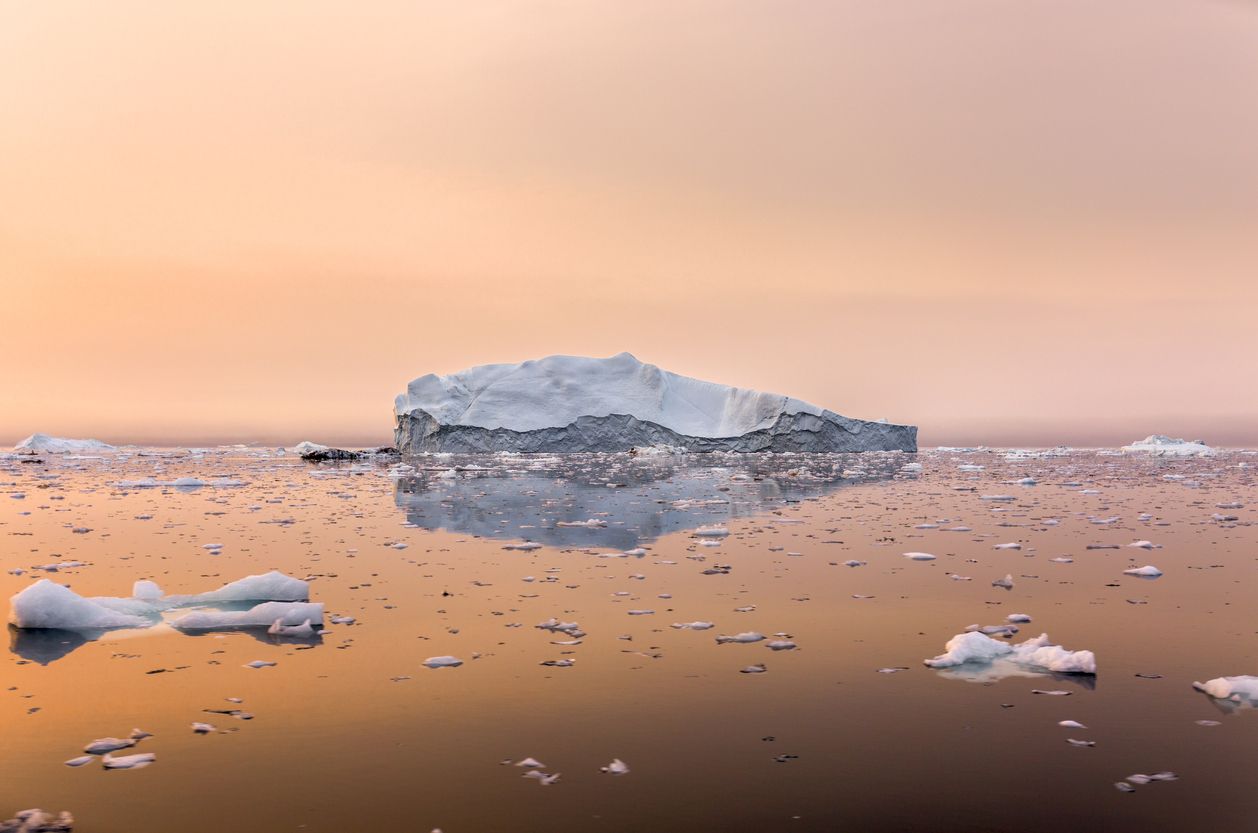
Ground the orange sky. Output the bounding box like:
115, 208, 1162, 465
2, 1, 1256, 447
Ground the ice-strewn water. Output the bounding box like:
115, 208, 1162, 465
2, 447, 1256, 832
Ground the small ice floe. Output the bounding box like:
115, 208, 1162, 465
268, 619, 318, 637
1122, 565, 1163, 578
83, 738, 136, 755
924, 632, 1096, 675
101, 752, 156, 770
993, 543, 1022, 550
504, 542, 543, 551
330, 615, 356, 625
601, 758, 630, 775
716, 632, 765, 645
423, 656, 463, 669
172, 602, 324, 632
1032, 689, 1072, 696
904, 552, 936, 561
843, 560, 866, 567
980, 495, 1016, 502
557, 519, 606, 528
64, 756, 94, 767
766, 640, 797, 651
626, 609, 654, 616
522, 771, 561, 786
1006, 614, 1032, 623
1066, 739, 1096, 748
191, 722, 215, 734
966, 624, 1018, 637
243, 660, 277, 669
540, 659, 574, 668
1192, 676, 1258, 705
0, 808, 75, 831
693, 527, 729, 538
671, 621, 714, 631
1115, 782, 1137, 793
878, 667, 910, 674
740, 664, 767, 674
1128, 541, 1160, 550
992, 574, 1014, 589
165, 571, 310, 605
1058, 720, 1087, 729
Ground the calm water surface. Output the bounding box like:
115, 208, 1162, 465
2, 448, 1255, 832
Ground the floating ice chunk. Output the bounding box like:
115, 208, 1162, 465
293, 441, 330, 456
1122, 435, 1214, 457
1192, 676, 1258, 703
994, 543, 1022, 550
1115, 782, 1137, 793
1128, 541, 1159, 550
1058, 720, 1087, 729
504, 542, 543, 551
671, 621, 715, 630
980, 495, 1015, 502
171, 602, 324, 631
101, 752, 155, 770
601, 758, 630, 775
515, 758, 545, 768
1006, 614, 1032, 623
556, 518, 606, 528
992, 574, 1014, 589
766, 640, 797, 651
191, 722, 215, 734
0, 809, 75, 832
10, 581, 151, 630
423, 656, 464, 669
1066, 739, 1095, 747
843, 560, 867, 567
244, 660, 277, 669
904, 552, 936, 561
924, 632, 1096, 674
14, 434, 114, 454
716, 632, 765, 645
1123, 565, 1163, 578
626, 609, 654, 616
693, 527, 730, 538
84, 738, 135, 755
64, 756, 94, 767
740, 664, 767, 674
166, 571, 309, 605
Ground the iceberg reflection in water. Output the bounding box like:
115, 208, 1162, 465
392, 452, 910, 550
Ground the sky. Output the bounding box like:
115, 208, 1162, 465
2, 0, 1256, 448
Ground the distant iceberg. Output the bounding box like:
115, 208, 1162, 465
394, 353, 917, 453
1121, 435, 1214, 457
14, 434, 115, 454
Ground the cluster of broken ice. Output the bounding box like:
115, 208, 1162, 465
1192, 675, 1258, 704
8, 571, 321, 634
924, 631, 1097, 675
1121, 435, 1215, 457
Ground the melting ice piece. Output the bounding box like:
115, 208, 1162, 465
243, 660, 277, 669
423, 656, 464, 669
515, 758, 545, 768
1058, 720, 1087, 729
83, 738, 136, 755
601, 758, 630, 775
924, 632, 1096, 674
693, 527, 730, 538
766, 640, 797, 651
64, 756, 94, 767
267, 619, 318, 637
101, 752, 155, 770
191, 722, 215, 734
992, 574, 1014, 589
1066, 739, 1096, 747
740, 664, 767, 674
171, 602, 324, 631
1123, 565, 1163, 577
670, 621, 715, 630
1192, 676, 1258, 704
715, 632, 766, 645
0, 809, 75, 831
904, 552, 936, 561
994, 543, 1022, 550
9, 581, 152, 631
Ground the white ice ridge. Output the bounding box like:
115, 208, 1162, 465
397, 353, 826, 435
1192, 676, 1258, 703
170, 602, 324, 631
9, 571, 312, 631
13, 433, 115, 454
1121, 435, 1215, 457
924, 631, 1097, 675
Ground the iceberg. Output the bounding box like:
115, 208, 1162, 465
14, 434, 115, 454
394, 353, 917, 453
1192, 676, 1258, 705
1121, 435, 1215, 457
163, 571, 309, 605
170, 601, 324, 631
8, 581, 151, 630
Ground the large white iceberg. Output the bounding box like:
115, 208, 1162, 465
924, 631, 1097, 675
394, 353, 917, 453
163, 571, 309, 605
1121, 435, 1214, 457
8, 581, 151, 630
14, 434, 115, 454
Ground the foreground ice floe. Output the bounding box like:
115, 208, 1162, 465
0, 809, 74, 833
924, 632, 1096, 675
1192, 676, 1258, 705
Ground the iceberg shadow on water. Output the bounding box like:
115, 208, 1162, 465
392, 453, 907, 550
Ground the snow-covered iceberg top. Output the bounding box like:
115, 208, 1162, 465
1121, 435, 1214, 457
14, 434, 116, 454
394, 353, 917, 453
